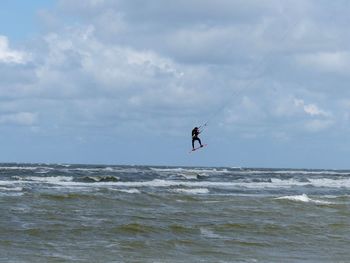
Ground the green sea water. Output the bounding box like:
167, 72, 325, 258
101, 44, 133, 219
0, 164, 349, 262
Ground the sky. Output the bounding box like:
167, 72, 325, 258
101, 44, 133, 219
1, 0, 350, 169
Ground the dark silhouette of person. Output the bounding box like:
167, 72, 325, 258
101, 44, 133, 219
191, 127, 203, 150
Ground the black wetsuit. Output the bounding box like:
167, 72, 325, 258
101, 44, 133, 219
192, 127, 202, 149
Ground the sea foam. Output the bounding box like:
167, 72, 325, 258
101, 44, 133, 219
276, 194, 332, 204
173, 188, 210, 194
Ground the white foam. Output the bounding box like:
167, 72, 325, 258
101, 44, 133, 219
0, 180, 20, 186
65, 167, 139, 173
179, 173, 199, 179
237, 170, 350, 176
35, 170, 52, 174
21, 176, 73, 183
7, 175, 350, 191
66, 168, 103, 172
0, 192, 23, 197
60, 164, 71, 167
242, 177, 350, 189
0, 178, 304, 189
150, 167, 186, 172
0, 166, 54, 171
150, 167, 229, 174
117, 188, 141, 194
308, 178, 350, 188
276, 194, 332, 204
152, 167, 350, 177
323, 195, 350, 199
173, 188, 209, 194
0, 186, 23, 191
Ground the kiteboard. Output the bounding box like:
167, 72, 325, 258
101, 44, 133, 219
189, 144, 207, 153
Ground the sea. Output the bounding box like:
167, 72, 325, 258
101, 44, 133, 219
0, 163, 349, 263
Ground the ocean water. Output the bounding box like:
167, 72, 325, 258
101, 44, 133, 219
1, 164, 350, 263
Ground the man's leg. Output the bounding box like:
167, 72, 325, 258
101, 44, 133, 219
193, 138, 202, 148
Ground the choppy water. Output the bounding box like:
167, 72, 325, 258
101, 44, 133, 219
1, 163, 350, 262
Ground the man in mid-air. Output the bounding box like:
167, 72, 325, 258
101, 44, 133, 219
192, 127, 203, 150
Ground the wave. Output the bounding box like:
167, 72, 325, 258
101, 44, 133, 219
13, 176, 73, 184
6, 175, 350, 191
34, 169, 52, 174
150, 167, 229, 174
307, 178, 350, 188
116, 188, 141, 194
78, 176, 120, 183
237, 169, 350, 176
150, 167, 188, 172
0, 165, 138, 175
179, 172, 199, 179
151, 167, 350, 176
0, 186, 23, 192
0, 166, 52, 170
2, 165, 350, 177
179, 172, 209, 180
0, 192, 23, 197
0, 180, 21, 186
275, 194, 333, 204
173, 188, 209, 194
67, 167, 115, 172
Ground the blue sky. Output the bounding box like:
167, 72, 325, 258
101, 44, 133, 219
0, 0, 55, 40
1, 0, 350, 168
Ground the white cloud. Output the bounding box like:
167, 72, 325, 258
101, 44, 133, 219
126, 49, 184, 78
0, 0, 348, 141
0, 36, 29, 64
294, 99, 330, 117
22, 25, 220, 132
3, 0, 350, 167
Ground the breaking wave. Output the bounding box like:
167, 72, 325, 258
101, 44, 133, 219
275, 194, 333, 204
78, 176, 120, 183
173, 188, 210, 194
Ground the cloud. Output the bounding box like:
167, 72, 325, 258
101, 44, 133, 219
4, 0, 350, 167
54, 0, 305, 65
0, 36, 29, 64
0, 0, 348, 142
12, 24, 223, 136
294, 99, 330, 117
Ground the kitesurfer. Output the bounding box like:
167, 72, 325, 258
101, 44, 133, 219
192, 127, 203, 150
